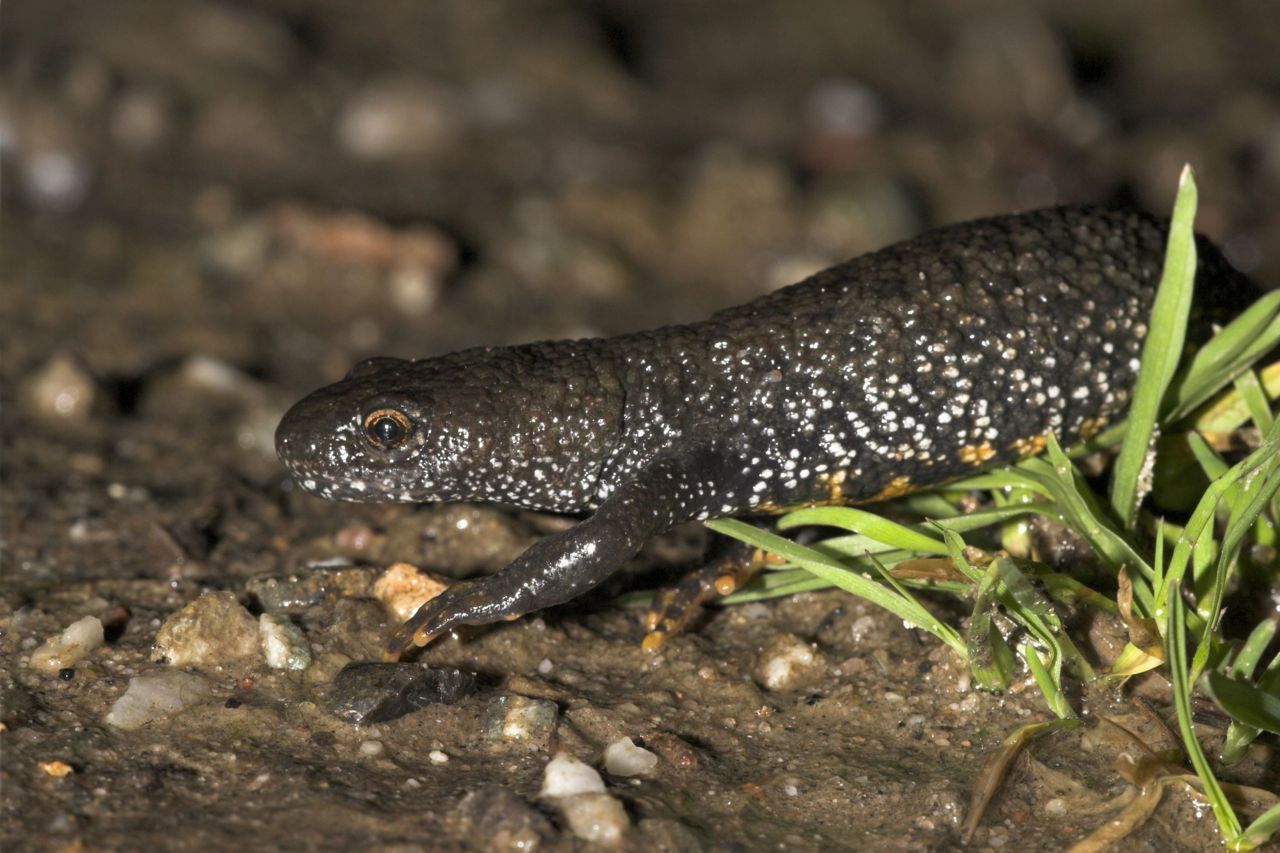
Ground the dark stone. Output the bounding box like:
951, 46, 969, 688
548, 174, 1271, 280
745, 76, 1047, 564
326, 662, 478, 725
449, 786, 555, 850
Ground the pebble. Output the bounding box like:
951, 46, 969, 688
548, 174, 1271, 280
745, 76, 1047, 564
806, 78, 884, 139
558, 793, 630, 844
602, 737, 658, 777
326, 662, 478, 725
484, 694, 560, 745
258, 613, 312, 671
246, 567, 376, 613
21, 149, 91, 213
29, 616, 104, 673
451, 787, 554, 851
20, 353, 96, 423
372, 562, 450, 622
337, 78, 464, 161
104, 671, 210, 730
38, 760, 74, 778
109, 88, 171, 154
539, 753, 605, 798
752, 634, 828, 691
152, 591, 260, 668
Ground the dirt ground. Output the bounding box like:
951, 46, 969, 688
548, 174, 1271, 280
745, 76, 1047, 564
4, 2, 1280, 850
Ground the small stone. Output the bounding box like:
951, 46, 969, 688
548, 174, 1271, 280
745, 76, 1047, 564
388, 263, 441, 317
806, 79, 884, 139
29, 616, 104, 673
429, 750, 449, 764
259, 613, 311, 671
451, 787, 554, 851
358, 740, 384, 757
22, 149, 91, 213
327, 662, 477, 725
540, 753, 604, 798
484, 694, 559, 745
110, 87, 171, 153
152, 591, 259, 668
21, 353, 96, 423
752, 634, 828, 691
602, 737, 658, 777
105, 671, 210, 730
38, 761, 74, 778
246, 567, 377, 613
373, 562, 449, 622
559, 793, 629, 844
337, 78, 464, 161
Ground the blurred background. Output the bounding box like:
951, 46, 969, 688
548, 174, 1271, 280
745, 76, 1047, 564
6, 0, 1280, 398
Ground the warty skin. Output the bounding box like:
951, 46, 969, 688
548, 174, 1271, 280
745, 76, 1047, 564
275, 205, 1257, 656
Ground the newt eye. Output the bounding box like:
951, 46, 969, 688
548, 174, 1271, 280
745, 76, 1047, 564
363, 408, 413, 448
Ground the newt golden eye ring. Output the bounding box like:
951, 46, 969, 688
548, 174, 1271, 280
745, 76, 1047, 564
363, 407, 413, 448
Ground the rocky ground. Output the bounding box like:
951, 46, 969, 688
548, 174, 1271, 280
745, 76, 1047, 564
4, 2, 1280, 850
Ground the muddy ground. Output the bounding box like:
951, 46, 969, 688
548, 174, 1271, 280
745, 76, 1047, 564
4, 2, 1280, 850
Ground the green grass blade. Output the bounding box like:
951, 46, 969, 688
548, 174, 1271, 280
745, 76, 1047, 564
1034, 439, 1156, 592
1021, 642, 1073, 719
1110, 165, 1199, 529
1204, 672, 1280, 734
1169, 293, 1280, 423
967, 559, 1016, 691
1234, 370, 1276, 433
1237, 802, 1280, 851
705, 518, 967, 657
1231, 621, 1279, 679
777, 507, 949, 555
1167, 579, 1242, 840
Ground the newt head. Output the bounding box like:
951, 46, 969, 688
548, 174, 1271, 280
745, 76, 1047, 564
275, 355, 487, 503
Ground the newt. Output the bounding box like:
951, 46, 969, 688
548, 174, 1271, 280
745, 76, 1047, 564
275, 205, 1255, 658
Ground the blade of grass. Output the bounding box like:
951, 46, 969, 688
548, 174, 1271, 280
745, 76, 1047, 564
1167, 579, 1242, 841
967, 558, 1017, 691
1203, 672, 1280, 734
705, 517, 967, 657
1234, 369, 1275, 433
1110, 164, 1199, 530
1238, 802, 1280, 850
777, 506, 949, 555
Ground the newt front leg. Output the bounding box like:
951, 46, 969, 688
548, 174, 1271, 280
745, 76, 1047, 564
386, 446, 742, 658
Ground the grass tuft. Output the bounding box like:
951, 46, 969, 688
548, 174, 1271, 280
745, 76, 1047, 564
706, 166, 1280, 847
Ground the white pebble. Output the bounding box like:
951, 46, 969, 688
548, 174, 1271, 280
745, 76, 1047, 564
22, 150, 91, 212
536, 658, 553, 675
429, 750, 449, 764
21, 353, 95, 423
259, 613, 311, 670
753, 634, 826, 691
358, 740, 384, 757
559, 793, 629, 844
540, 753, 605, 798
29, 616, 104, 672
602, 738, 657, 777
104, 672, 209, 730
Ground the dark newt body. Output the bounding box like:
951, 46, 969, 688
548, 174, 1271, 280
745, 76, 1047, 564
275, 206, 1255, 655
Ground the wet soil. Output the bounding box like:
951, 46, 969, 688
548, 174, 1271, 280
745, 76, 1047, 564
4, 2, 1280, 850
